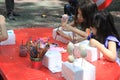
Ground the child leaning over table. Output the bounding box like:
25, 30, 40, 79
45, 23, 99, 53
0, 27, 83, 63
57, 0, 98, 43
88, 11, 120, 65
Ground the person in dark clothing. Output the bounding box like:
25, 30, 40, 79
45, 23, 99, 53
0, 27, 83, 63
64, 0, 79, 21
5, 0, 20, 20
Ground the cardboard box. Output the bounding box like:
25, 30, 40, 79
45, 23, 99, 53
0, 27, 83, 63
0, 30, 16, 45
52, 27, 73, 43
42, 50, 62, 73
62, 58, 96, 80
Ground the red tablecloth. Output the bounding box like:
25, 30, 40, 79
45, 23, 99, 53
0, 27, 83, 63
0, 28, 120, 80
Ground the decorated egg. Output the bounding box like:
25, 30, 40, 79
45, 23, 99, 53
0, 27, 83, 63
79, 44, 87, 58
62, 14, 69, 20
67, 42, 75, 55
73, 46, 80, 58
61, 14, 69, 23
80, 50, 87, 58
79, 44, 86, 50
68, 55, 75, 63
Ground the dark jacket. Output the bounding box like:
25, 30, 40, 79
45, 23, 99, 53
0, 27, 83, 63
68, 0, 78, 7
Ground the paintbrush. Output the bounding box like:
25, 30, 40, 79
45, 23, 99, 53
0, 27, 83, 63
37, 43, 50, 58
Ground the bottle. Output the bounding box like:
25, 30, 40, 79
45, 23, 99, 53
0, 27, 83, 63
19, 40, 27, 57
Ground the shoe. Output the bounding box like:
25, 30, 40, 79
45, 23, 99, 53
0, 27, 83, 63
13, 12, 20, 16
7, 14, 16, 20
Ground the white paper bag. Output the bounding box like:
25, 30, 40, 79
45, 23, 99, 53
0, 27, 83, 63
74, 58, 96, 80
52, 27, 73, 43
62, 61, 83, 80
0, 30, 16, 45
62, 58, 96, 80
42, 50, 62, 73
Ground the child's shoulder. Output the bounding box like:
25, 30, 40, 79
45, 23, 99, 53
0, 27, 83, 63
105, 35, 120, 48
106, 36, 119, 43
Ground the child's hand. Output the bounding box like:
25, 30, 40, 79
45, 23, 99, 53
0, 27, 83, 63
61, 14, 69, 28
61, 14, 69, 23
89, 38, 99, 48
56, 29, 64, 36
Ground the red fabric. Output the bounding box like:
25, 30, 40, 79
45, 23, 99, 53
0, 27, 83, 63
0, 28, 120, 80
94, 0, 113, 10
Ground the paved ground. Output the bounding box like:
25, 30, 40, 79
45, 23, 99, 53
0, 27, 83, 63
0, 0, 120, 34
0, 0, 67, 29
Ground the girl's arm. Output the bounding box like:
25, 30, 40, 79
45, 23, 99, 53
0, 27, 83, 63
90, 38, 117, 62
63, 24, 88, 38
56, 29, 87, 43
68, 21, 75, 26
56, 30, 72, 41
61, 15, 88, 40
